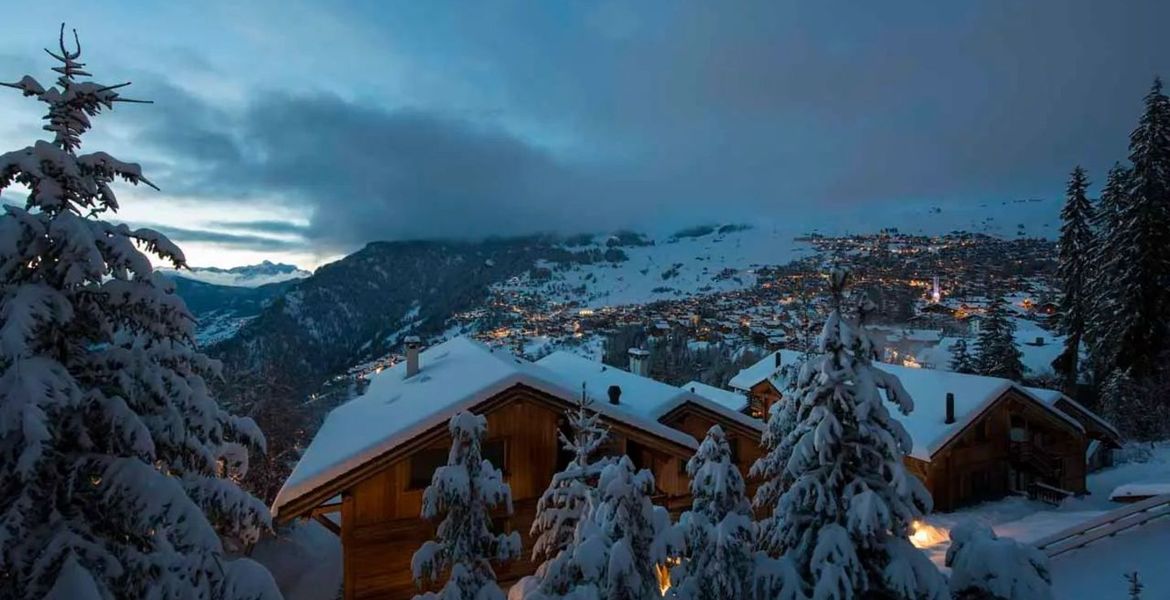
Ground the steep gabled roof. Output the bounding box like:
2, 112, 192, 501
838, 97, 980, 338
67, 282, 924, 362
537, 352, 763, 433
762, 354, 1085, 462
272, 337, 698, 518
1025, 386, 1122, 445
728, 349, 804, 392
681, 380, 749, 413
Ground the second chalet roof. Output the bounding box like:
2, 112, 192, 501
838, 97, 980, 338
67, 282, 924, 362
536, 351, 763, 432
728, 349, 804, 391
681, 380, 749, 412
272, 337, 698, 518
763, 354, 1087, 462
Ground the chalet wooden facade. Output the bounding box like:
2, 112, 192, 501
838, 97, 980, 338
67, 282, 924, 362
903, 387, 1088, 510
272, 338, 764, 600
729, 350, 1119, 511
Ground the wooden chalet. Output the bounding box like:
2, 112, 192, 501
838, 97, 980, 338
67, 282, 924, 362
734, 350, 1119, 511
271, 337, 764, 600
727, 351, 789, 419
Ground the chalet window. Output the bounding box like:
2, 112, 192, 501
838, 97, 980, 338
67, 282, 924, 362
409, 447, 448, 489
728, 436, 741, 465
483, 438, 508, 474
627, 440, 651, 471
555, 416, 575, 473
678, 456, 690, 476
409, 439, 508, 489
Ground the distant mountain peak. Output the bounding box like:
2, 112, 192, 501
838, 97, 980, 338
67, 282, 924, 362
164, 261, 311, 288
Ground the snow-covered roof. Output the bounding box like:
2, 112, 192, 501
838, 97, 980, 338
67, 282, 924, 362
765, 354, 1084, 462
537, 352, 763, 433
1109, 483, 1170, 502
273, 337, 699, 518
1025, 386, 1121, 442
681, 381, 749, 413
727, 349, 804, 391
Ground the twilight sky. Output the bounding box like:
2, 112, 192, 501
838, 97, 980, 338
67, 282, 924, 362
1, 1, 1169, 268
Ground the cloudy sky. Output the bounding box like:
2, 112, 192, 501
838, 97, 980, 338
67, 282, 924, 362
1, 1, 1168, 268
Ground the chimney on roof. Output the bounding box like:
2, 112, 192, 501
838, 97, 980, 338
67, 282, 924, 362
608, 385, 622, 405
945, 392, 955, 424
628, 347, 650, 377
774, 352, 782, 368
404, 336, 422, 378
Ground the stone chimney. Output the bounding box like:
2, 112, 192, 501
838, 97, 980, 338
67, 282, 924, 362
628, 347, 650, 377
945, 392, 956, 424
404, 336, 422, 378
607, 385, 622, 405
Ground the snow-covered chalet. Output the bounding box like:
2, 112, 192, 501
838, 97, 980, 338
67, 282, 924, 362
719, 350, 1122, 511
271, 336, 765, 599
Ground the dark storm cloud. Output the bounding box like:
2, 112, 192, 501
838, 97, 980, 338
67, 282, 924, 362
127, 0, 1170, 255
132, 86, 641, 252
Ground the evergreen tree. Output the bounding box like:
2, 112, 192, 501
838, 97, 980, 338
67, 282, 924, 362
1051, 166, 1095, 389
751, 268, 945, 600
1106, 78, 1170, 381
525, 457, 670, 600
974, 295, 1025, 381
529, 391, 611, 574
1084, 164, 1133, 383
0, 27, 278, 599
948, 338, 975, 374
945, 521, 1052, 600
411, 412, 521, 600
669, 426, 755, 600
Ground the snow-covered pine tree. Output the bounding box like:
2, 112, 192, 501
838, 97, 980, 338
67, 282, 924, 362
973, 294, 1025, 381
944, 520, 1052, 600
752, 268, 945, 600
1084, 163, 1133, 385
0, 26, 278, 599
590, 456, 671, 600
525, 455, 671, 600
948, 338, 975, 374
1103, 78, 1170, 382
669, 425, 756, 600
1051, 166, 1095, 390
529, 390, 611, 573
412, 412, 521, 600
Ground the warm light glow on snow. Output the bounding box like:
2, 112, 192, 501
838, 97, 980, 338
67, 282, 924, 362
910, 520, 949, 548
656, 557, 681, 595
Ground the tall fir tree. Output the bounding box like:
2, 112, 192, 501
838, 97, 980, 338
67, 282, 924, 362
751, 268, 945, 600
525, 456, 671, 600
1106, 78, 1170, 381
974, 294, 1025, 382
411, 412, 521, 600
0, 27, 278, 599
948, 338, 975, 374
1084, 163, 1133, 384
1051, 166, 1095, 390
669, 426, 756, 600
527, 391, 611, 581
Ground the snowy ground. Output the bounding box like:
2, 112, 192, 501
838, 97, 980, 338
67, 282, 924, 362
916, 443, 1170, 598
251, 521, 342, 600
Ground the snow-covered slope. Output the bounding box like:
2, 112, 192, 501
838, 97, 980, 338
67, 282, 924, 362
497, 226, 812, 307
164, 260, 311, 287
494, 198, 1062, 309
